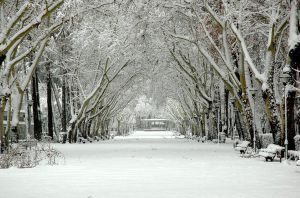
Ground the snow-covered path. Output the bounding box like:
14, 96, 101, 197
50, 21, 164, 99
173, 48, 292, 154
1, 131, 300, 198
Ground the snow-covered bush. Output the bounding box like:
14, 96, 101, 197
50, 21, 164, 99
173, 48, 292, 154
294, 135, 300, 151
259, 133, 274, 148
0, 143, 64, 169
0, 146, 38, 168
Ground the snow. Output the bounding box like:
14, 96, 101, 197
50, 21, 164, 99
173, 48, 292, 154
294, 134, 300, 140
282, 65, 291, 73
289, 0, 300, 51
115, 131, 183, 139
0, 86, 10, 96
1, 131, 300, 198
288, 150, 300, 159
261, 82, 269, 92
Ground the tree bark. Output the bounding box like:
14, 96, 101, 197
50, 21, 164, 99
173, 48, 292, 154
224, 89, 229, 136
286, 0, 300, 150
61, 71, 67, 132
286, 91, 296, 150
47, 65, 54, 140
31, 70, 42, 140
0, 98, 5, 153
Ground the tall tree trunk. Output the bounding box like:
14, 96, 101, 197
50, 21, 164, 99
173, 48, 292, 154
287, 42, 300, 150
5, 97, 11, 149
47, 65, 54, 140
0, 98, 5, 153
61, 71, 67, 132
224, 89, 229, 136
238, 51, 253, 143
32, 70, 42, 140
23, 63, 31, 139
286, 91, 296, 150
51, 82, 62, 116
235, 111, 245, 140
286, 0, 300, 150
117, 119, 121, 136
36, 70, 43, 133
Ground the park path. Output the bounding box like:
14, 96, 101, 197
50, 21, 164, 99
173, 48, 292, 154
0, 131, 299, 198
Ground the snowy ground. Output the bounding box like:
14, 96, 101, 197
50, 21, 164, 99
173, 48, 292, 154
114, 130, 183, 139
1, 131, 300, 198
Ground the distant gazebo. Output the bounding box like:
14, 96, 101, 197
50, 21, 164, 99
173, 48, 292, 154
141, 118, 170, 131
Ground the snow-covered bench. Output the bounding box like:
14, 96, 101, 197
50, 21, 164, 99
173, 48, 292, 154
258, 144, 284, 162
197, 136, 207, 143
78, 137, 87, 143
288, 150, 300, 160
94, 136, 100, 141
234, 141, 250, 154
87, 136, 93, 143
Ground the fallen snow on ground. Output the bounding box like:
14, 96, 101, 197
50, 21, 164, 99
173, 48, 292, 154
115, 130, 183, 139
0, 131, 300, 198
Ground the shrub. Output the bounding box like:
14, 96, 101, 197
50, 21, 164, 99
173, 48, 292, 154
294, 135, 300, 151
0, 142, 64, 169
259, 133, 274, 148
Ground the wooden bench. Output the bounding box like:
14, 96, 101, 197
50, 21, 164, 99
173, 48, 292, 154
234, 141, 250, 154
258, 144, 284, 162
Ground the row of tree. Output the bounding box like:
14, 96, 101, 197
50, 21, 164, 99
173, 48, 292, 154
0, 0, 143, 152
1, 0, 300, 151
162, 0, 300, 149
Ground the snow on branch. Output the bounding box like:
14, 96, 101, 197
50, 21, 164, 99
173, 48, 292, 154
230, 24, 266, 83
20, 39, 48, 91
0, 2, 30, 44
203, 1, 225, 28
169, 31, 243, 110
0, 0, 64, 56
197, 19, 240, 89
288, 0, 300, 51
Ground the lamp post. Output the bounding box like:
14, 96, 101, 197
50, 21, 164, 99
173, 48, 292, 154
279, 71, 291, 161
249, 87, 258, 153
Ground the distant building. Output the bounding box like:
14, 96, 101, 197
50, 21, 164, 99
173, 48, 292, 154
140, 118, 175, 131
